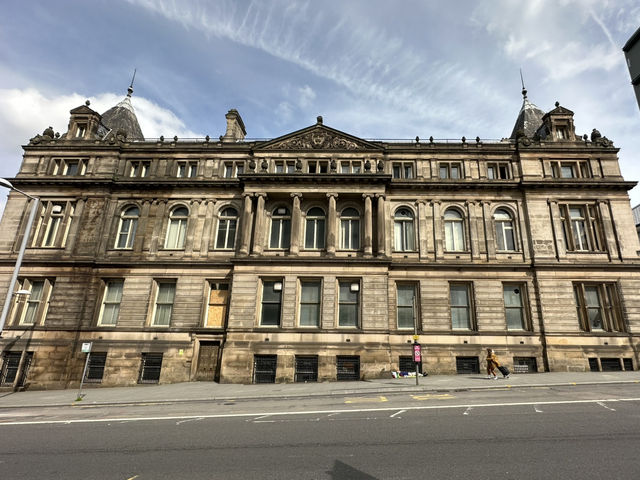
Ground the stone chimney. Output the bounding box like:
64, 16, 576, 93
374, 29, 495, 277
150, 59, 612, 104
222, 109, 246, 142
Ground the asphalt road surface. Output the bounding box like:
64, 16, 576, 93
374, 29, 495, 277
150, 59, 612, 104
1, 384, 639, 479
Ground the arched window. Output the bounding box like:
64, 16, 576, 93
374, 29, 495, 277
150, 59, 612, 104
115, 206, 139, 249
269, 206, 291, 249
340, 207, 360, 250
494, 209, 515, 251
444, 209, 465, 252
164, 206, 188, 249
215, 207, 238, 249
305, 207, 326, 249
394, 208, 415, 251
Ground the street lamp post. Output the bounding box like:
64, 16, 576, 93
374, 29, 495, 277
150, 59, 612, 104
0, 178, 39, 337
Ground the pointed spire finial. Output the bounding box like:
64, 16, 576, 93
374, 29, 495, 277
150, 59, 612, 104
127, 69, 137, 97
520, 69, 527, 99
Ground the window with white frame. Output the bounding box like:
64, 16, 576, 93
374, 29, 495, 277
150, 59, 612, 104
503, 284, 527, 330
152, 281, 176, 326
340, 207, 360, 250
338, 280, 360, 327
164, 206, 189, 249
450, 283, 473, 330
128, 160, 150, 178
115, 206, 139, 249
299, 281, 321, 327
261, 280, 283, 326
559, 204, 602, 252
215, 207, 238, 249
444, 208, 465, 252
269, 206, 291, 249
392, 162, 415, 179
176, 161, 198, 178
494, 209, 516, 251
304, 207, 325, 249
393, 208, 415, 251
98, 279, 124, 326
222, 161, 245, 178
11, 278, 54, 326
439, 162, 462, 179
31, 201, 74, 248
397, 283, 417, 330
487, 162, 510, 180
573, 282, 624, 333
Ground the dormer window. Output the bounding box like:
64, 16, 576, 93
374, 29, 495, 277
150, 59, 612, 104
556, 127, 567, 140
75, 124, 87, 138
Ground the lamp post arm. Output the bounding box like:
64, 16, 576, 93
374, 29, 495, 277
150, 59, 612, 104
0, 197, 39, 335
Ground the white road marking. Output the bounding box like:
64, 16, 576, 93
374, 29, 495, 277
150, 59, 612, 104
1, 397, 638, 426
596, 401, 616, 411
176, 417, 203, 425
463, 407, 472, 416
534, 404, 543, 413
390, 410, 405, 418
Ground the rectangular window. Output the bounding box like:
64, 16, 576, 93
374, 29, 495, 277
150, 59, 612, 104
0, 352, 22, 385
152, 281, 176, 326
392, 161, 415, 179
439, 162, 462, 179
10, 278, 53, 326
253, 354, 277, 383
128, 160, 150, 178
30, 201, 74, 248
261, 280, 283, 326
307, 160, 329, 174
503, 283, 527, 330
338, 280, 359, 327
574, 283, 624, 333
75, 124, 87, 138
295, 355, 318, 382
450, 283, 473, 330
98, 280, 124, 326
336, 355, 360, 380
274, 161, 295, 173
559, 203, 603, 252
487, 162, 510, 179
52, 158, 87, 176
222, 161, 245, 178
84, 353, 107, 383
551, 161, 591, 179
176, 161, 198, 178
299, 281, 321, 327
205, 282, 229, 328
340, 160, 362, 174
397, 284, 417, 329
139, 353, 163, 383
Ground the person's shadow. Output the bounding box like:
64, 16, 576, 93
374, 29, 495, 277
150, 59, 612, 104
327, 460, 378, 479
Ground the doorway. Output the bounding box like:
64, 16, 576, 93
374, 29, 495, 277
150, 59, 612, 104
195, 341, 221, 381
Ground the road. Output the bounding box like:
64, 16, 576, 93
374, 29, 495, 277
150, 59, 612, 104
1, 384, 639, 479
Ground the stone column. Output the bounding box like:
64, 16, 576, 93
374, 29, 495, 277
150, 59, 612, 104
481, 201, 494, 261
417, 200, 428, 260
239, 193, 253, 256
376, 194, 386, 257
363, 194, 373, 255
432, 201, 443, 260
252, 194, 267, 255
326, 193, 338, 255
290, 193, 303, 254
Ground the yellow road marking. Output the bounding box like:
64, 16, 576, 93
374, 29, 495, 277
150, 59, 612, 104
411, 394, 455, 401
345, 396, 388, 404
126, 476, 139, 480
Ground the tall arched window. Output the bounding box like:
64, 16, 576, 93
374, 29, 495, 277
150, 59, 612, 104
269, 206, 291, 249
494, 209, 516, 251
215, 207, 238, 249
164, 206, 188, 249
394, 208, 415, 251
304, 207, 325, 249
115, 206, 139, 249
340, 207, 360, 250
444, 209, 465, 252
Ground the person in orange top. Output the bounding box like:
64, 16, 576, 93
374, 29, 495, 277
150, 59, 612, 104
486, 348, 499, 379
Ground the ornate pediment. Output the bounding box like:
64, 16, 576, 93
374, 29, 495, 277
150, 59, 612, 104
260, 122, 380, 151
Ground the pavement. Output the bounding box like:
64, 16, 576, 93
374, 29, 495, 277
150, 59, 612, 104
1, 371, 639, 408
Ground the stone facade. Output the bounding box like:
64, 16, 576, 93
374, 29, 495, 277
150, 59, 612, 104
1, 96, 639, 390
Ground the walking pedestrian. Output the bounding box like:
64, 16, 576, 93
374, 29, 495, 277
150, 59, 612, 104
486, 348, 499, 379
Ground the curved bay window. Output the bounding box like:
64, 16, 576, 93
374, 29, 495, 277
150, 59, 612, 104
215, 207, 238, 249
164, 206, 189, 249
115, 206, 139, 249
444, 208, 465, 252
304, 207, 325, 249
270, 206, 291, 249
393, 208, 415, 251
494, 209, 516, 251
340, 207, 360, 250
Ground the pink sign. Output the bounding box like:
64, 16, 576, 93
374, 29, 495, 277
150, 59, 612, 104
413, 343, 421, 362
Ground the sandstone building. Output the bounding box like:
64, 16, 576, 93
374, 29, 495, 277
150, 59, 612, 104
1, 86, 639, 389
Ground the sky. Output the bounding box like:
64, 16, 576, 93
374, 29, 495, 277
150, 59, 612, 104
1, 0, 640, 210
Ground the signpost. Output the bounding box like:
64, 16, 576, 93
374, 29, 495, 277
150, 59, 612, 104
76, 342, 92, 401
413, 342, 421, 385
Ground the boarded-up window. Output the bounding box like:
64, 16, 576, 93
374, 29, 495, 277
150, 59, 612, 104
205, 282, 229, 327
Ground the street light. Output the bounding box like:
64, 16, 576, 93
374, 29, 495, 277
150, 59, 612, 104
0, 178, 39, 337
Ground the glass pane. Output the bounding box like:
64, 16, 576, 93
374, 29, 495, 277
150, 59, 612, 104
394, 221, 402, 250
340, 283, 358, 303
262, 282, 282, 302
281, 219, 291, 248
270, 220, 280, 248
450, 285, 468, 306
154, 305, 172, 326
506, 308, 524, 329
301, 283, 320, 302
300, 304, 319, 326
584, 287, 600, 307
316, 219, 325, 248
495, 223, 505, 250
487, 166, 495, 179
503, 286, 522, 307
105, 281, 123, 302
405, 222, 415, 250
561, 166, 574, 178
588, 308, 603, 330
451, 165, 460, 179
453, 223, 464, 250
226, 220, 236, 248
261, 304, 280, 325
157, 283, 175, 303
29, 281, 44, 301
305, 220, 315, 248
451, 307, 469, 329
404, 165, 413, 179
350, 220, 359, 249
397, 307, 414, 329
445, 222, 454, 251
339, 304, 358, 327
439, 166, 448, 179
504, 224, 515, 250
397, 285, 415, 306
102, 304, 119, 325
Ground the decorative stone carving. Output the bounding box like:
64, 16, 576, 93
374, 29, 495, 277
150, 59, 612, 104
263, 127, 366, 150
590, 128, 601, 142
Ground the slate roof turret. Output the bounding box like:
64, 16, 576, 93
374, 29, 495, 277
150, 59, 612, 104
510, 87, 545, 139
101, 84, 144, 141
